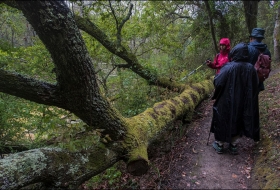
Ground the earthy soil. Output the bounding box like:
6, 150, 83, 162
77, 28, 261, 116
129, 98, 257, 189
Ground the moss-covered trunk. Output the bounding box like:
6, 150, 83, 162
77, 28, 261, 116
124, 80, 213, 175
0, 79, 213, 189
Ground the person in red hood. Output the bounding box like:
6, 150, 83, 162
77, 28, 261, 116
206, 38, 231, 74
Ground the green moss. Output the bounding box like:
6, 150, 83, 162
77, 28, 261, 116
122, 79, 214, 169
128, 144, 149, 163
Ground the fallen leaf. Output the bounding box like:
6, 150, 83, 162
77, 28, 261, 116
232, 173, 238, 178
192, 148, 198, 154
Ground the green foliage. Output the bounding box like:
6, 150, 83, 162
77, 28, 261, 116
2, 39, 55, 83
0, 4, 27, 47
257, 1, 276, 56
0, 92, 82, 151
86, 165, 122, 189
0, 39, 13, 52
0, 49, 10, 68
107, 70, 152, 117
85, 162, 139, 189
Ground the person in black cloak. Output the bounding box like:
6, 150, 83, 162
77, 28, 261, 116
210, 42, 260, 154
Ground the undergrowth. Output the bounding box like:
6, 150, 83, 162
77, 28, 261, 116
252, 65, 280, 189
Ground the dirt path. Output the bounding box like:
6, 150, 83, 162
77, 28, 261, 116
153, 98, 257, 189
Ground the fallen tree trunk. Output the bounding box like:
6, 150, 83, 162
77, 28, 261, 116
124, 80, 213, 175
0, 146, 120, 189
0, 79, 213, 189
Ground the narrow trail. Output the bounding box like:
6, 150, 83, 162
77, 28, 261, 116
156, 98, 257, 189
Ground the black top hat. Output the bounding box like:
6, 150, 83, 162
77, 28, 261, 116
249, 28, 265, 39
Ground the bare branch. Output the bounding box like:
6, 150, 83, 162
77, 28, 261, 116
116, 3, 133, 46
104, 64, 117, 81
109, 0, 119, 33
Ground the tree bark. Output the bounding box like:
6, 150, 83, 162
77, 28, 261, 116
274, 5, 280, 62
243, 1, 259, 34
0, 1, 215, 189
204, 1, 218, 53
0, 146, 120, 189
213, 10, 229, 39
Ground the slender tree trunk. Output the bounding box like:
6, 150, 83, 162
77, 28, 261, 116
243, 1, 259, 34
205, 1, 218, 53
274, 5, 280, 62
214, 10, 229, 39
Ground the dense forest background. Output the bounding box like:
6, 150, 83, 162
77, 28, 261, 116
0, 1, 279, 189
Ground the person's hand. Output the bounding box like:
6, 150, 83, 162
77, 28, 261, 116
206, 60, 211, 65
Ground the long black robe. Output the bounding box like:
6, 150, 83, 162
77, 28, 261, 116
210, 43, 260, 143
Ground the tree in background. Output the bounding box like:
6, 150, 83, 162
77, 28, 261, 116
274, 4, 280, 62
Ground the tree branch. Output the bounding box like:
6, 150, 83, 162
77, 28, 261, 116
0, 69, 61, 106
116, 3, 133, 46
74, 15, 186, 91
204, 1, 218, 52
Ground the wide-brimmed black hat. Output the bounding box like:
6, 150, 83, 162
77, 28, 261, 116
249, 28, 265, 39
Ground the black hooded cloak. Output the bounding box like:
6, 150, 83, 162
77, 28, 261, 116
210, 43, 260, 143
